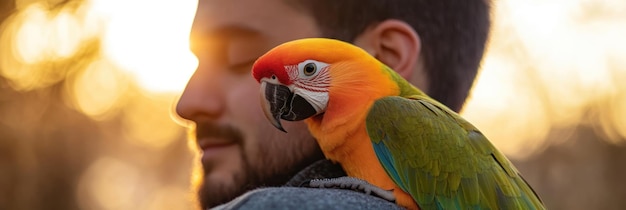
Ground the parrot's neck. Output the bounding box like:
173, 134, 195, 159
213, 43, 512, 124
306, 61, 401, 156
307, 105, 397, 185
307, 103, 371, 157
304, 59, 402, 186
303, 61, 420, 209
305, 93, 419, 209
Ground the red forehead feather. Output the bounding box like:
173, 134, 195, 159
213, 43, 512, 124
251, 38, 369, 84
251, 52, 292, 85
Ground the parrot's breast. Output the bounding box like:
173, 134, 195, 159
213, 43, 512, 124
302, 57, 418, 209
306, 110, 419, 210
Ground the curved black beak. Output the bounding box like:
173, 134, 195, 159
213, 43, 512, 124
260, 81, 318, 133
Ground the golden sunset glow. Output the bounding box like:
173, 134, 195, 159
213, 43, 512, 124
463, 0, 626, 158
94, 0, 198, 92
0, 1, 198, 209
1, 0, 625, 209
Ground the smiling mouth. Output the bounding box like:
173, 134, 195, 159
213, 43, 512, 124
199, 140, 234, 150
198, 138, 238, 164
197, 134, 238, 150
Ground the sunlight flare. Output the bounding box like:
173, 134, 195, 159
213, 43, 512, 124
95, 0, 199, 92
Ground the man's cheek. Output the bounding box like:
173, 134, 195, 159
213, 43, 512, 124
230, 81, 268, 129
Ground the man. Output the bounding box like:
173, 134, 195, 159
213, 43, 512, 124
176, 0, 490, 209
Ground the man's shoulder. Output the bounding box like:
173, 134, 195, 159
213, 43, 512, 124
213, 187, 405, 210
213, 160, 404, 209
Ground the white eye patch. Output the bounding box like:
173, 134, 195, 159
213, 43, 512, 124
297, 60, 329, 79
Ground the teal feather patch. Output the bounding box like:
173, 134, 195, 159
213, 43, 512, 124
372, 139, 404, 191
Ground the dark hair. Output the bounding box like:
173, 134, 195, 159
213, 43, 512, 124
287, 0, 491, 112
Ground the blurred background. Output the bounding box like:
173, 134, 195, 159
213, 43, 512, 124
0, 0, 624, 209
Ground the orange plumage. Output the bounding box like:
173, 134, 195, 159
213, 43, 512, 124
254, 38, 545, 210
253, 38, 418, 209
304, 54, 419, 210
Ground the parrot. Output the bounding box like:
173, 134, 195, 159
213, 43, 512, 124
252, 38, 545, 210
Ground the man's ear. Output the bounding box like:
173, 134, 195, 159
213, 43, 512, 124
353, 19, 422, 81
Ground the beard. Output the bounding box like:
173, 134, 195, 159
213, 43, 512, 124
197, 146, 262, 208
194, 121, 325, 209
197, 141, 326, 209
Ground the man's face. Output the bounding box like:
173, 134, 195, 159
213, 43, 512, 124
176, 0, 323, 208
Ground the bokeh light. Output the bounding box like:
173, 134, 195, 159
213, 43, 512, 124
0, 0, 198, 210
94, 0, 198, 93
76, 156, 143, 210
462, 0, 626, 158
121, 92, 186, 150
69, 58, 131, 119
0, 1, 98, 91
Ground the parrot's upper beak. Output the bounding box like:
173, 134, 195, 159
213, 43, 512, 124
260, 81, 318, 133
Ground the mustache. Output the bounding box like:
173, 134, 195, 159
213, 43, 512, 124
195, 121, 244, 144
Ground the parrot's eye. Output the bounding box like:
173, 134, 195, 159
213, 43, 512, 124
303, 63, 317, 76
297, 60, 327, 78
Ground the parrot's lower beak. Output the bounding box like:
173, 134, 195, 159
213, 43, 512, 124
260, 81, 318, 133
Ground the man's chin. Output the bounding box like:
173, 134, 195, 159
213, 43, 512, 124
198, 175, 247, 208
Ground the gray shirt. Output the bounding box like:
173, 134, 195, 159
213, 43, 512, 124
213, 160, 405, 210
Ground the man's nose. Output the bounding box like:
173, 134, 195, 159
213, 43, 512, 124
175, 66, 225, 122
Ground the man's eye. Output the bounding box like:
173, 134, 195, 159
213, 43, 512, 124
227, 37, 267, 73
229, 60, 255, 73
226, 50, 262, 74
191, 39, 228, 66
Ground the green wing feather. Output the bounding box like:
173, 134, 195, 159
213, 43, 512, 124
366, 95, 545, 210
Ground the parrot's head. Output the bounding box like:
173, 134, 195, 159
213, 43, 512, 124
252, 38, 375, 132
